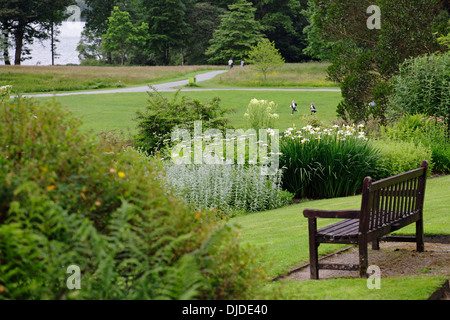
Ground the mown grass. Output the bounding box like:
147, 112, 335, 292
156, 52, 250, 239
0, 65, 225, 93
36, 90, 342, 134
199, 62, 338, 88
267, 276, 447, 300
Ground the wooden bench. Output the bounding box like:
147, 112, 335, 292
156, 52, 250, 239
303, 160, 428, 279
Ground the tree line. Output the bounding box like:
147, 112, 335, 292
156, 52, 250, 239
0, 0, 309, 66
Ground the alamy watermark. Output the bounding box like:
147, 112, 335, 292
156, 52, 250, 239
367, 265, 381, 289
170, 121, 280, 176
367, 5, 381, 30
66, 265, 81, 290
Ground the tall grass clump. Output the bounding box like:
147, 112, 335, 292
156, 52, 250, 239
280, 124, 379, 199
0, 98, 271, 300
164, 164, 292, 216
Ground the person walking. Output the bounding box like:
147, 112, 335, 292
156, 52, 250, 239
310, 102, 317, 115
290, 100, 298, 115
228, 58, 234, 69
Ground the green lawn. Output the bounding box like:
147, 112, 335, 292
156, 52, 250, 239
36, 90, 342, 134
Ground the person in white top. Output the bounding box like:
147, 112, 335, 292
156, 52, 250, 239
290, 100, 298, 115
228, 59, 233, 69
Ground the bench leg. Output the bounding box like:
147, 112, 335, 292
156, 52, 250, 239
308, 218, 319, 280
372, 239, 380, 250
416, 219, 424, 252
359, 242, 368, 278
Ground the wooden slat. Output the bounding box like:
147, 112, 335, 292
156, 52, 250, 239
370, 167, 425, 191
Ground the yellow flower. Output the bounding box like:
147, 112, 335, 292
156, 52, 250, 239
118, 171, 125, 178
40, 167, 48, 172
47, 185, 56, 191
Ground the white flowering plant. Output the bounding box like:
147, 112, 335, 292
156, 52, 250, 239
280, 123, 379, 199
243, 98, 279, 132
0, 85, 12, 102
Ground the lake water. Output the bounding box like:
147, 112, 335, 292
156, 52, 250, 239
21, 21, 85, 66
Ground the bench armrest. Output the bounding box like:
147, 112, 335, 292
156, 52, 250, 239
303, 209, 360, 219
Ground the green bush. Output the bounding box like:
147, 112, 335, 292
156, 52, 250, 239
380, 114, 450, 173
280, 124, 379, 199
0, 99, 269, 300
389, 52, 450, 125
134, 89, 233, 155
371, 139, 433, 180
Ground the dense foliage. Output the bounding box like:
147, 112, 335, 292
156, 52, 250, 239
134, 89, 233, 155
0, 98, 270, 300
305, 0, 449, 122
388, 52, 450, 126
379, 114, 449, 174
280, 124, 379, 199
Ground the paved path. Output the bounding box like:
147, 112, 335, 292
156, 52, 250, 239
22, 69, 340, 98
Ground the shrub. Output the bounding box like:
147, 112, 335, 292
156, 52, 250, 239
371, 139, 433, 180
0, 98, 270, 300
380, 114, 450, 173
388, 52, 450, 126
134, 89, 233, 155
280, 124, 379, 199
164, 163, 293, 216
243, 98, 279, 132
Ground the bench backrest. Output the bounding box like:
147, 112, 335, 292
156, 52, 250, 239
359, 160, 428, 234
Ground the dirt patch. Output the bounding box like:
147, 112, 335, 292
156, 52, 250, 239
285, 241, 450, 282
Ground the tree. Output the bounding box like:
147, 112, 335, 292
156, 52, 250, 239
247, 38, 284, 81
0, 0, 74, 65
307, 0, 449, 122
142, 0, 190, 65
253, 0, 309, 62
185, 2, 224, 65
206, 0, 263, 65
102, 7, 148, 65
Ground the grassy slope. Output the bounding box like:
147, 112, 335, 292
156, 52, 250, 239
36, 90, 342, 134
200, 62, 338, 88
1, 65, 225, 93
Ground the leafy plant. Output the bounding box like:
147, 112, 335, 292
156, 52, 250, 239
380, 114, 449, 173
102, 7, 149, 65
280, 124, 379, 199
134, 89, 233, 155
0, 98, 271, 300
164, 163, 292, 216
243, 98, 279, 132
371, 139, 433, 179
388, 51, 450, 128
